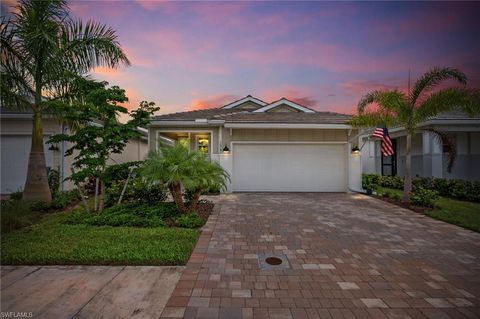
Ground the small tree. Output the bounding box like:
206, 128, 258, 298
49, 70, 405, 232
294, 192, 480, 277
141, 144, 229, 213
49, 77, 158, 211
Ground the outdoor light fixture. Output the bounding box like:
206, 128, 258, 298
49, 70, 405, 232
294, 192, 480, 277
222, 145, 230, 154
351, 146, 360, 155
48, 144, 59, 151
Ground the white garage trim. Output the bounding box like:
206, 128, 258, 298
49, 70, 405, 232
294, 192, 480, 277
231, 141, 348, 192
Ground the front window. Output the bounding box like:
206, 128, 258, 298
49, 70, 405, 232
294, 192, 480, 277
197, 137, 209, 154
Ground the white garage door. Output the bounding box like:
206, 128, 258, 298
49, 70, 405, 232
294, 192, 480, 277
1, 135, 53, 194
233, 143, 347, 192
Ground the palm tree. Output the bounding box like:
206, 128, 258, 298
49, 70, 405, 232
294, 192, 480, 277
349, 67, 480, 202
0, 0, 130, 202
141, 144, 229, 213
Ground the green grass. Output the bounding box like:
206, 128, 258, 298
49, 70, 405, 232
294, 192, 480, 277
377, 187, 480, 232
1, 212, 199, 265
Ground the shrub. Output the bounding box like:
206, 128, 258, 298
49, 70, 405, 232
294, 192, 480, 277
9, 190, 23, 201
65, 202, 178, 228
378, 175, 404, 189
103, 161, 143, 187
105, 179, 167, 207
50, 190, 80, 209
48, 168, 60, 196
175, 214, 203, 228
410, 188, 439, 207
361, 174, 480, 203
1, 200, 34, 232
362, 174, 379, 190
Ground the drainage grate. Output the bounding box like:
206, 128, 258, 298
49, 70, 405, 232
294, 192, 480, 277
258, 254, 290, 270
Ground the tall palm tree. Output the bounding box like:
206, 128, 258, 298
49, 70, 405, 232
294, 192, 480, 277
349, 67, 480, 202
1, 0, 130, 202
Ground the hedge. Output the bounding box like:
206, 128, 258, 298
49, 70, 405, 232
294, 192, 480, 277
362, 174, 480, 202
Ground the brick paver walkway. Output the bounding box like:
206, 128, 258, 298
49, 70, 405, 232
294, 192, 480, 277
160, 193, 480, 319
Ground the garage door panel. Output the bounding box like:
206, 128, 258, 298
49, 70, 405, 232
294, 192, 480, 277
233, 143, 346, 192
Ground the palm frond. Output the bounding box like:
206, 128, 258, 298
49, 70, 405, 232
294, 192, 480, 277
414, 87, 480, 123
357, 89, 408, 114
59, 19, 130, 75
424, 128, 456, 173
410, 67, 467, 106
348, 111, 398, 128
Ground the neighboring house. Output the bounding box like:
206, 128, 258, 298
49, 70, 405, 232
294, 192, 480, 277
361, 111, 480, 181
0, 109, 148, 194
149, 95, 362, 192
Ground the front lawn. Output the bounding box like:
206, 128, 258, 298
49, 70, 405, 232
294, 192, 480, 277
377, 187, 480, 232
1, 211, 199, 265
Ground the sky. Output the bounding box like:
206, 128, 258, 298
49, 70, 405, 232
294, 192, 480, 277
3, 1, 480, 116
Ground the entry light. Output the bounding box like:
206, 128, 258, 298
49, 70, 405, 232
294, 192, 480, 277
351, 146, 360, 155
222, 145, 230, 154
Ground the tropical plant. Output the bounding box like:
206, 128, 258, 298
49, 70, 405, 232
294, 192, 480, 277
48, 77, 158, 212
350, 67, 480, 201
0, 0, 130, 202
142, 144, 230, 213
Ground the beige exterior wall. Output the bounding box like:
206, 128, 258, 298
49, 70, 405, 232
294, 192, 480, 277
1, 117, 149, 192
150, 126, 351, 155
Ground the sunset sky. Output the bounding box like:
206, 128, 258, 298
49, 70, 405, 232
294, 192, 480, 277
3, 1, 480, 116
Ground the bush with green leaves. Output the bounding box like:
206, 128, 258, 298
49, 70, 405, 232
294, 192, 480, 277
362, 174, 480, 203
65, 202, 179, 228
1, 200, 34, 233
410, 188, 439, 207
105, 179, 167, 207
48, 168, 60, 196
362, 174, 379, 190
103, 161, 143, 187
175, 214, 203, 228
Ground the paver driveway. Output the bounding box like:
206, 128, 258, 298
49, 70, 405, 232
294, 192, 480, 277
160, 193, 480, 319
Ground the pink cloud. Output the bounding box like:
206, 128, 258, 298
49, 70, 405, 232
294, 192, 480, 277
234, 42, 411, 74
190, 94, 240, 111
135, 0, 165, 11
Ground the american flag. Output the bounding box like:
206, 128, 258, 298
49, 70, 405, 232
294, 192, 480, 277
372, 127, 394, 156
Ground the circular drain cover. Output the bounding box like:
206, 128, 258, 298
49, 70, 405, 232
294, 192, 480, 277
265, 257, 283, 266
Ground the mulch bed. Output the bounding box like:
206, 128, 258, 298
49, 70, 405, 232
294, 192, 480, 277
371, 195, 431, 214
196, 200, 215, 225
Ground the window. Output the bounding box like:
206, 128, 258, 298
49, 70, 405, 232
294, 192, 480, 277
197, 137, 209, 154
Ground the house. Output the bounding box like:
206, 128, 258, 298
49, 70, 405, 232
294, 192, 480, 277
148, 95, 362, 192
361, 111, 480, 181
0, 109, 148, 194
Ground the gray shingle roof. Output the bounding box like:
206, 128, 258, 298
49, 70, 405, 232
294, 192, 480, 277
152, 108, 352, 124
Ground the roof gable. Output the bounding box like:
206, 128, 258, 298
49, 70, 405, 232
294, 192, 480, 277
253, 98, 316, 113
222, 95, 267, 110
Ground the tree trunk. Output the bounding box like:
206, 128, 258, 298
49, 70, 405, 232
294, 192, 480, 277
169, 183, 187, 213
187, 188, 202, 213
23, 108, 52, 202
403, 132, 413, 202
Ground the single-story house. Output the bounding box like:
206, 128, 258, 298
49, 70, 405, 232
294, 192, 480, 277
361, 111, 480, 181
0, 109, 148, 194
148, 95, 362, 192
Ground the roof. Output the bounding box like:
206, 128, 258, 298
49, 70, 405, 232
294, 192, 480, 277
152, 95, 352, 124
428, 111, 480, 120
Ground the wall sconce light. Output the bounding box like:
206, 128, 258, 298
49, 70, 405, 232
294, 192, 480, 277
222, 145, 230, 154
351, 146, 360, 155
48, 144, 59, 151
